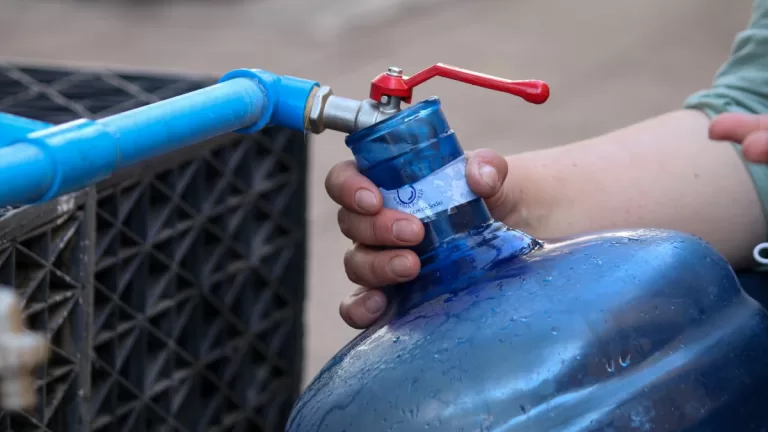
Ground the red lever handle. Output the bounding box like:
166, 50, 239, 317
369, 63, 550, 105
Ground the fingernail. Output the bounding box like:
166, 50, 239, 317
392, 220, 421, 243
355, 189, 378, 212
363, 293, 385, 315
388, 255, 412, 278
479, 163, 499, 189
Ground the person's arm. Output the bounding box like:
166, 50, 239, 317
505, 0, 768, 270
503, 109, 765, 270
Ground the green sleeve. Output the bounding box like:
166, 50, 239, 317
684, 0, 768, 234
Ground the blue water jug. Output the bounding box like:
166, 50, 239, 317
287, 68, 768, 431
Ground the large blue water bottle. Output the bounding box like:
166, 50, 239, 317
287, 65, 768, 431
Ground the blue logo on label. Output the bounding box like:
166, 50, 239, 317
397, 186, 418, 205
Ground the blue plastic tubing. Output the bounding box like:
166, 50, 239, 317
0, 69, 318, 206
0, 112, 53, 146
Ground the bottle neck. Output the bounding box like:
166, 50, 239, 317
346, 98, 540, 311
345, 98, 492, 249
372, 151, 494, 256
403, 219, 540, 311
412, 196, 492, 255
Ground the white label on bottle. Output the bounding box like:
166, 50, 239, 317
380, 155, 478, 220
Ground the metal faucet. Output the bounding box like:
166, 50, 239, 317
308, 63, 549, 134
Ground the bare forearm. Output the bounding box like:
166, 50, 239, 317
505, 109, 766, 269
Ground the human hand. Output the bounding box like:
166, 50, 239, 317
709, 113, 768, 163
326, 149, 512, 329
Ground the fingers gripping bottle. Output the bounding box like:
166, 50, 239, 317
287, 65, 768, 431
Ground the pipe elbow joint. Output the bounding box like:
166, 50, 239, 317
0, 118, 119, 206
27, 119, 120, 201
218, 69, 319, 133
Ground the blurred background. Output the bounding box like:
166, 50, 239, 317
0, 0, 753, 385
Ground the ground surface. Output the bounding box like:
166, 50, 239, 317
0, 0, 753, 384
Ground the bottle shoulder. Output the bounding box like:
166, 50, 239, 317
412, 227, 739, 308
288, 228, 768, 432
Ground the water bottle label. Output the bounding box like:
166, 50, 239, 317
380, 155, 478, 220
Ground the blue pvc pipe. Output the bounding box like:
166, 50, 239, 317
0, 69, 318, 207
0, 113, 52, 147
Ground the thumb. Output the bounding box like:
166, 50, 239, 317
465, 149, 512, 218
709, 113, 768, 144
742, 130, 768, 164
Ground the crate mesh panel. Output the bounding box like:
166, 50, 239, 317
0, 63, 306, 431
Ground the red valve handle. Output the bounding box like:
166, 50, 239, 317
369, 63, 550, 105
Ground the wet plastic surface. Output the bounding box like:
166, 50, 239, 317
288, 98, 768, 432
0, 63, 307, 432
290, 228, 768, 431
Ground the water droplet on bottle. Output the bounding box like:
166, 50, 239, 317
543, 276, 553, 283
620, 353, 631, 367
605, 359, 616, 373
392, 336, 401, 343
550, 326, 559, 335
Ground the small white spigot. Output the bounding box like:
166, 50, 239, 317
0, 288, 49, 410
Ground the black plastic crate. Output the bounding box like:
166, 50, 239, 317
0, 62, 308, 432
